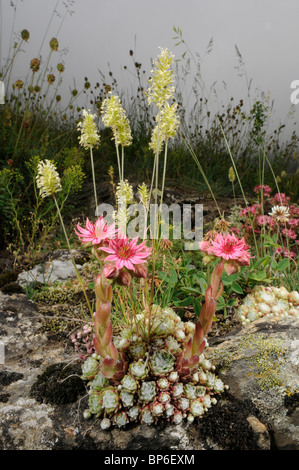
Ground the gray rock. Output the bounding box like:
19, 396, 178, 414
0, 292, 48, 361
18, 251, 83, 287
0, 292, 298, 450
206, 315, 299, 450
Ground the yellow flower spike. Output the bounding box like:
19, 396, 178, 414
101, 93, 132, 181
101, 94, 132, 147
160, 102, 179, 140
145, 48, 175, 109
138, 182, 150, 208
77, 109, 100, 150
36, 160, 62, 198
149, 125, 164, 154
228, 167, 236, 183
149, 102, 179, 153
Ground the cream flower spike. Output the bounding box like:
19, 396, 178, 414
36, 160, 62, 198
101, 93, 132, 147
149, 102, 179, 153
146, 47, 175, 109
77, 109, 100, 150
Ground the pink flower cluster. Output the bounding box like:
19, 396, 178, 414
70, 324, 94, 360
75, 216, 117, 246
199, 232, 252, 275
270, 192, 290, 206
100, 234, 152, 271
75, 217, 152, 282
239, 187, 299, 259
254, 185, 272, 198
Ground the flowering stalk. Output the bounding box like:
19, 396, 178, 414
228, 167, 236, 206
36, 160, 93, 319
52, 193, 93, 320
177, 259, 223, 380
78, 109, 101, 213
146, 49, 179, 240
177, 232, 252, 381
101, 94, 132, 182
92, 263, 130, 381
75, 221, 151, 379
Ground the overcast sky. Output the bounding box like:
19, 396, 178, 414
1, 0, 299, 138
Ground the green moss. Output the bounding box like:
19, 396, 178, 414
240, 334, 287, 391
42, 317, 71, 334
210, 333, 288, 392
34, 286, 74, 304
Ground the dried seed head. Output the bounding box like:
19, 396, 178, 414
57, 63, 65, 73
30, 58, 40, 72
49, 37, 59, 51
47, 74, 55, 84
21, 29, 30, 41
14, 79, 24, 90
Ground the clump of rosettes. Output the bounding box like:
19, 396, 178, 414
81, 305, 227, 429
238, 285, 299, 325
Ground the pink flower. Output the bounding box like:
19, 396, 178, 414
100, 234, 152, 271
210, 232, 252, 264
284, 249, 296, 259
247, 203, 261, 215
229, 226, 241, 235
199, 233, 252, 274
271, 193, 290, 206
288, 218, 299, 228
75, 217, 117, 245
257, 215, 270, 226
282, 228, 297, 240
275, 246, 283, 255
102, 262, 119, 279
198, 240, 216, 256
289, 206, 299, 217
267, 216, 276, 228
240, 207, 248, 217
254, 185, 272, 196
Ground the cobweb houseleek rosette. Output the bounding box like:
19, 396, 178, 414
81, 304, 227, 429
77, 109, 101, 213
238, 285, 299, 325
35, 159, 93, 318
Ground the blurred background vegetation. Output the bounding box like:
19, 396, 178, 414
0, 15, 298, 262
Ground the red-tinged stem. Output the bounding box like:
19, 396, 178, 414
191, 259, 225, 357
